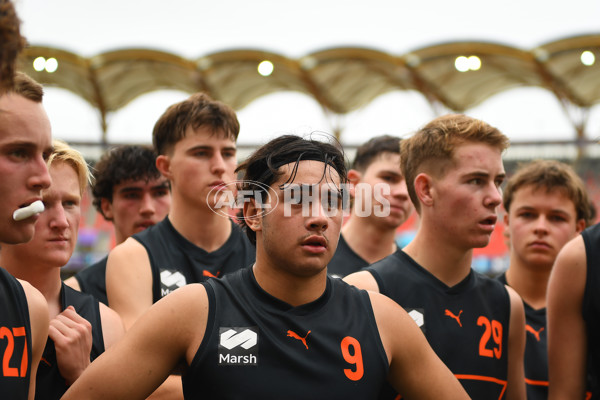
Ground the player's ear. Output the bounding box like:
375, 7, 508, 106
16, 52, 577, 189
575, 218, 586, 234
155, 155, 172, 180
414, 173, 433, 208
243, 198, 263, 233
503, 211, 509, 227
100, 198, 114, 221
346, 169, 361, 198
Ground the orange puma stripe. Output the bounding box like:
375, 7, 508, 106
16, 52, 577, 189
525, 324, 544, 341
202, 270, 220, 278
287, 330, 311, 349
444, 309, 463, 327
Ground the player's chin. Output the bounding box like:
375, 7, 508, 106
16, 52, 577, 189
3, 224, 35, 245
292, 263, 328, 278
470, 235, 493, 249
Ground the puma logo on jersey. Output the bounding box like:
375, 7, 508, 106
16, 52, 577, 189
526, 324, 544, 342
202, 270, 220, 278
287, 330, 311, 349
160, 270, 186, 297
445, 309, 463, 327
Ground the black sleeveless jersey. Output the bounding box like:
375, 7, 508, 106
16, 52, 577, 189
182, 268, 389, 399
583, 223, 600, 398
35, 284, 105, 400
133, 217, 255, 303
497, 273, 548, 400
367, 250, 511, 400
74, 255, 108, 306
327, 234, 369, 278
0, 267, 32, 399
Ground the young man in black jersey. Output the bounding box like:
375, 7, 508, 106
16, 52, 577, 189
0, 140, 124, 400
0, 71, 51, 400
345, 114, 527, 400
105, 93, 255, 398
64, 145, 171, 305
63, 134, 468, 400
548, 220, 600, 398
499, 160, 590, 400
328, 135, 413, 278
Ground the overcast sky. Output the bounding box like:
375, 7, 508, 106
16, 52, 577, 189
13, 0, 600, 149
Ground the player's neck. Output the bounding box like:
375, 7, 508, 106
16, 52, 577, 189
341, 218, 397, 263
252, 261, 328, 307
168, 206, 232, 252
403, 229, 472, 287
505, 259, 550, 310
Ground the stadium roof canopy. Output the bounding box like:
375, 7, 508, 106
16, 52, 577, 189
17, 33, 600, 144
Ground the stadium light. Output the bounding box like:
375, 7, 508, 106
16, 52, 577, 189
468, 56, 481, 71
455, 56, 469, 72
258, 60, 274, 76
581, 51, 595, 66
32, 56, 59, 73
33, 57, 46, 72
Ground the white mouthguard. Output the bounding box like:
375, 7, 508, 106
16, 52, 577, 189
13, 200, 45, 221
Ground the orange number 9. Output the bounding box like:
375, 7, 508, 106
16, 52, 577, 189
341, 336, 364, 381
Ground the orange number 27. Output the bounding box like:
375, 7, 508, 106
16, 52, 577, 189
1, 326, 28, 378
341, 336, 364, 381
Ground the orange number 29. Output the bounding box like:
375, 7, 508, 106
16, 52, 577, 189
341, 336, 364, 381
477, 316, 502, 359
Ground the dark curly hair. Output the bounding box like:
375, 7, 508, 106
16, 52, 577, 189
92, 145, 163, 219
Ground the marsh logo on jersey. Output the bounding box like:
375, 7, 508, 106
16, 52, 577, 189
407, 308, 426, 332
218, 327, 258, 366
159, 269, 186, 297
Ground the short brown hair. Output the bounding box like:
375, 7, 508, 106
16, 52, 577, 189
503, 159, 592, 225
352, 135, 401, 172
10, 72, 44, 102
401, 114, 509, 212
152, 92, 240, 155
0, 0, 25, 92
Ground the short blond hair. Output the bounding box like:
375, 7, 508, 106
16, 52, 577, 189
48, 140, 92, 196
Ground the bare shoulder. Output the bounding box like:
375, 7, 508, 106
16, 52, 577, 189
343, 270, 380, 292
504, 285, 525, 316
63, 276, 80, 291
18, 279, 49, 322
107, 237, 149, 269
549, 234, 587, 296
106, 237, 153, 329
554, 234, 586, 274
366, 291, 418, 345
18, 279, 49, 350
98, 303, 125, 348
